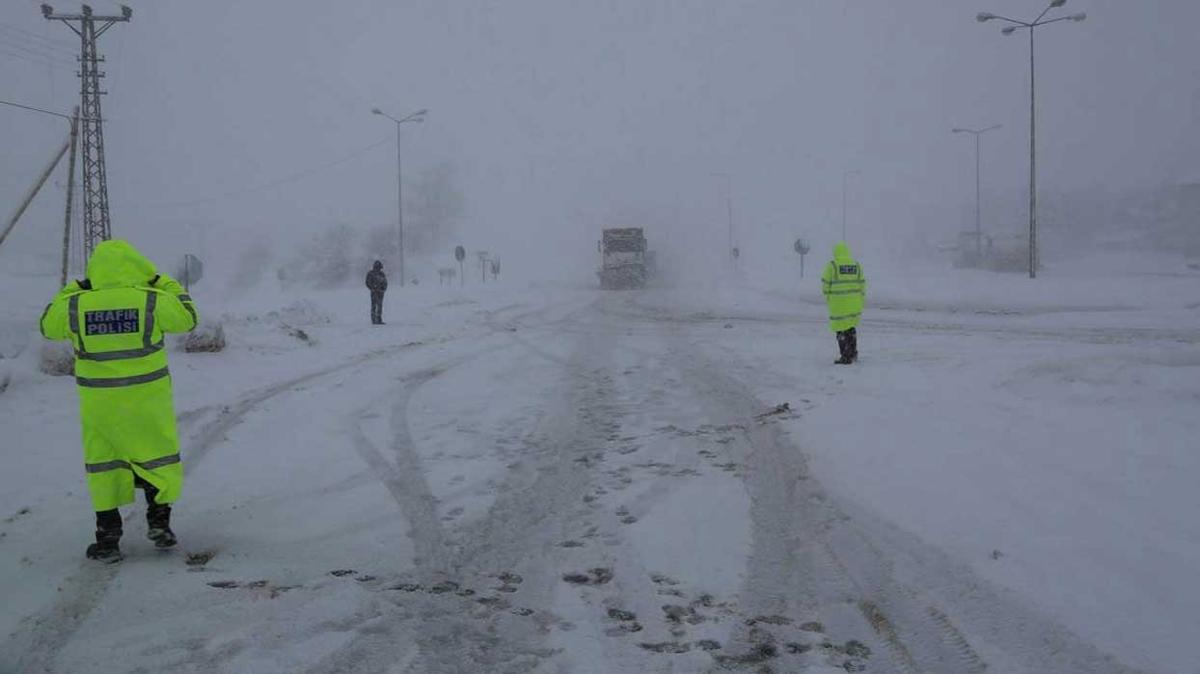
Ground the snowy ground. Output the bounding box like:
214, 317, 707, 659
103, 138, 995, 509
1, 258, 1198, 673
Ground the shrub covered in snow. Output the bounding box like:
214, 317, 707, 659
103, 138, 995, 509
266, 299, 332, 326
180, 322, 226, 353
38, 342, 74, 376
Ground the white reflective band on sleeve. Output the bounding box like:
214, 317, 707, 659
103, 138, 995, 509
69, 294, 87, 355
143, 291, 157, 348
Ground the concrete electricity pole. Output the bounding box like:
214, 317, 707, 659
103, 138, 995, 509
0, 99, 86, 282
42, 3, 133, 260
62, 107, 81, 285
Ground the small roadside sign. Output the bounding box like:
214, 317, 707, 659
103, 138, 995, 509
454, 246, 466, 286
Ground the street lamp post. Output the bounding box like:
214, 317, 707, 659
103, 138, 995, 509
712, 172, 735, 267
841, 169, 860, 241
977, 1, 1086, 278
371, 107, 427, 287
952, 124, 1002, 262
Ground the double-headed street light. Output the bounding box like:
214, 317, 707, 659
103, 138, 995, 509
372, 107, 427, 287
952, 124, 1002, 262
978, 1, 1086, 278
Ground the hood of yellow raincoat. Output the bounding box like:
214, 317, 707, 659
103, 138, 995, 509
86, 240, 158, 289
833, 241, 853, 263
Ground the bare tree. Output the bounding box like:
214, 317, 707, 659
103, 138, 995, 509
405, 161, 464, 255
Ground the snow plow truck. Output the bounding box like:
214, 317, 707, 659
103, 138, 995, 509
598, 227, 648, 290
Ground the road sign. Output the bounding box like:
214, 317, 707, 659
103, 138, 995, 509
454, 246, 465, 286
177, 254, 203, 290
732, 247, 740, 260
794, 239, 810, 278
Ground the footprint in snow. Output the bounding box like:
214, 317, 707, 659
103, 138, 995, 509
640, 641, 691, 654
562, 567, 614, 586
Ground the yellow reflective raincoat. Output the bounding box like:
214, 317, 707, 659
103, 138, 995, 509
40, 240, 198, 512
821, 241, 867, 332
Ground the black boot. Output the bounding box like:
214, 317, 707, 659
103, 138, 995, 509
848, 328, 859, 363
86, 509, 123, 561
138, 477, 177, 548
835, 331, 853, 365
147, 503, 177, 548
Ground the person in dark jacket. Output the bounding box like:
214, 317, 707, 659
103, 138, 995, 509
365, 261, 388, 325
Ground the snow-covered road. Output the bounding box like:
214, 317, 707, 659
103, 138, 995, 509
2, 280, 1196, 673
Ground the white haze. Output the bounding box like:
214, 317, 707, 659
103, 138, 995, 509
2, 0, 1199, 291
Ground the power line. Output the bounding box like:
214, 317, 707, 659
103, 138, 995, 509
0, 21, 75, 50
0, 97, 76, 120
0, 37, 76, 66
0, 45, 75, 71
142, 136, 393, 209
0, 30, 76, 60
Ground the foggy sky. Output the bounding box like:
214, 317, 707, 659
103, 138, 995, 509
2, 0, 1198, 282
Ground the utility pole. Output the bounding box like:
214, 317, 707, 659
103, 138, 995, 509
61, 107, 80, 286
42, 3, 133, 259
0, 138, 71, 250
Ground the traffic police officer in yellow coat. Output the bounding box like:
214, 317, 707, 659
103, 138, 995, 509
40, 240, 198, 561
821, 241, 867, 365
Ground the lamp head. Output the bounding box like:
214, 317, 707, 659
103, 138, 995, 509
952, 128, 967, 133
1071, 12, 1087, 21
1050, 0, 1067, 7
121, 5, 132, 18
976, 12, 996, 22
371, 108, 383, 115
40, 4, 53, 17
1001, 25, 1018, 35
81, 4, 92, 16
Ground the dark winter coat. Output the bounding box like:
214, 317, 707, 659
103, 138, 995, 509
366, 268, 388, 293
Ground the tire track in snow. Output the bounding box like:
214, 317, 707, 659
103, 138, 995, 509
667, 339, 976, 673
0, 344, 424, 674
669, 331, 1142, 673
1, 299, 579, 674
308, 311, 620, 674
